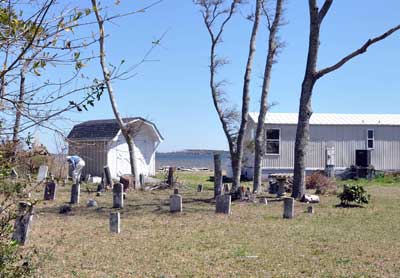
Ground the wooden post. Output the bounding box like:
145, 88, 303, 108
103, 166, 112, 187
214, 154, 222, 199
167, 167, 175, 186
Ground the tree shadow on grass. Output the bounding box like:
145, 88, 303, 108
334, 203, 365, 208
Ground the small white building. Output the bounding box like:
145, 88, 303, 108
242, 113, 400, 179
67, 117, 163, 179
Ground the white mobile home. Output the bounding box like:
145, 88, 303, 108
67, 117, 163, 179
242, 113, 400, 179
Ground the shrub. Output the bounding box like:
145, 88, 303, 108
338, 184, 370, 206
306, 172, 337, 195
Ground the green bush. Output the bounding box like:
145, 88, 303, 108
338, 184, 370, 206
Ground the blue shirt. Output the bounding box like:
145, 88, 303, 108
68, 155, 81, 170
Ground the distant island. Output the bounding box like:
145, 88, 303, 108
156, 149, 229, 155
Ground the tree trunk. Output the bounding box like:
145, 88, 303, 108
126, 134, 139, 187
292, 78, 316, 199
253, 0, 283, 193
92, 0, 139, 186
291, 1, 320, 199
12, 67, 26, 159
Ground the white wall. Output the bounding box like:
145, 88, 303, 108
107, 124, 159, 179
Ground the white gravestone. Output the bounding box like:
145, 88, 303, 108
37, 165, 48, 182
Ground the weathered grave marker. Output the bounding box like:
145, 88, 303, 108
283, 197, 294, 219
37, 165, 48, 182
170, 194, 183, 213
197, 184, 203, 192
27, 174, 32, 183
70, 183, 80, 204
85, 174, 91, 183
307, 206, 314, 214
120, 174, 134, 191
223, 183, 230, 193
110, 212, 120, 233
259, 197, 268, 205
139, 174, 145, 188
214, 154, 222, 199
167, 167, 175, 186
173, 188, 179, 195
44, 181, 57, 201
113, 183, 124, 208
103, 166, 112, 187
50, 174, 55, 181
12, 202, 34, 245
216, 195, 231, 214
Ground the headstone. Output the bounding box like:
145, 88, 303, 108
214, 154, 222, 199
96, 191, 102, 197
167, 167, 175, 186
173, 188, 179, 195
216, 195, 231, 214
170, 194, 182, 213
223, 183, 230, 193
283, 197, 294, 219
248, 194, 257, 203
103, 166, 112, 187
110, 212, 120, 233
12, 202, 34, 245
37, 165, 48, 182
11, 168, 18, 179
85, 174, 91, 183
113, 183, 124, 208
44, 181, 57, 201
87, 199, 98, 207
50, 174, 55, 181
27, 174, 32, 183
259, 197, 268, 205
70, 183, 80, 204
307, 206, 314, 214
197, 184, 203, 192
139, 174, 145, 187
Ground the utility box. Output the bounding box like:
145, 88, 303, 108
325, 146, 336, 166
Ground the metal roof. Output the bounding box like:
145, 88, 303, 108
67, 117, 164, 141
249, 112, 400, 126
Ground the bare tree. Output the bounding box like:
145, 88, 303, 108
196, 0, 262, 190
91, 0, 163, 186
292, 0, 400, 199
252, 0, 284, 193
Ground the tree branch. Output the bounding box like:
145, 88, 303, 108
318, 0, 333, 24
317, 24, 400, 78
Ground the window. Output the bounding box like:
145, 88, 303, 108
367, 129, 374, 149
266, 129, 280, 155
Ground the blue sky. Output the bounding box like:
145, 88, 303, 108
37, 0, 400, 152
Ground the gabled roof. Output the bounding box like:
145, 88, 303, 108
249, 112, 400, 126
67, 117, 164, 141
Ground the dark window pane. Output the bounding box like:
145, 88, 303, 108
266, 141, 280, 154
368, 130, 374, 139
266, 129, 280, 140
368, 139, 374, 149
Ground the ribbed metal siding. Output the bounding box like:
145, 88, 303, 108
68, 140, 108, 177
256, 124, 400, 171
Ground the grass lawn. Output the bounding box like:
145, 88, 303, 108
29, 171, 400, 277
